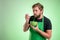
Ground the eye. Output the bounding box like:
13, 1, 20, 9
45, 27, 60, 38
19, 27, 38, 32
35, 10, 37, 11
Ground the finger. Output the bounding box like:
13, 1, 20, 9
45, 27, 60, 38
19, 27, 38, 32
30, 24, 35, 29
25, 14, 30, 19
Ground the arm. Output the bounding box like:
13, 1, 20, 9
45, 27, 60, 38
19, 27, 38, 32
23, 21, 30, 32
37, 29, 52, 39
23, 14, 30, 32
30, 25, 52, 39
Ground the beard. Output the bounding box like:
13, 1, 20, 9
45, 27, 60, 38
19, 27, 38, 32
34, 14, 40, 19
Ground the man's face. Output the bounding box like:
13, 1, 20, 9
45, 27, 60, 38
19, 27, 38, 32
32, 7, 42, 18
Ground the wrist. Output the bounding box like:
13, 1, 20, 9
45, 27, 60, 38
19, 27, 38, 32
36, 28, 40, 32
26, 20, 29, 24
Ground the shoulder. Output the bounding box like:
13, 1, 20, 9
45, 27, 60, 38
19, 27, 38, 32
44, 16, 51, 23
30, 15, 34, 19
29, 15, 34, 21
29, 15, 34, 24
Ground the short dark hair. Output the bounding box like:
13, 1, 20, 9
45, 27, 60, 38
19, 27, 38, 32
32, 3, 44, 10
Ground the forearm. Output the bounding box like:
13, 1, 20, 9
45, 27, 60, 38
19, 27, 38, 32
23, 22, 29, 32
36, 29, 51, 39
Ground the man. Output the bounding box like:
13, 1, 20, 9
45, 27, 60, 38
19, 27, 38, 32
23, 3, 52, 40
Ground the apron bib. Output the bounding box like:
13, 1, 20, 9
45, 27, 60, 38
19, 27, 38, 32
29, 17, 46, 40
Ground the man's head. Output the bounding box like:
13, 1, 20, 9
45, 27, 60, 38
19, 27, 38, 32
32, 3, 44, 18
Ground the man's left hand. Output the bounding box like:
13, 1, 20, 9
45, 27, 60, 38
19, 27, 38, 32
30, 24, 39, 31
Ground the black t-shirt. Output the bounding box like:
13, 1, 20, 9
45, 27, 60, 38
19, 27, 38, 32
29, 15, 52, 32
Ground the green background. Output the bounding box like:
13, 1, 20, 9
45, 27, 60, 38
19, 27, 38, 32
0, 0, 60, 40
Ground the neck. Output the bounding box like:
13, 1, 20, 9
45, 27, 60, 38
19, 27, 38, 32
38, 14, 43, 19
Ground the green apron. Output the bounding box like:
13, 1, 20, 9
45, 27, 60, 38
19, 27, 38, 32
29, 17, 46, 40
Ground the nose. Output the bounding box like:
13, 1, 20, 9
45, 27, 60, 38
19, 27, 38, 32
33, 11, 36, 14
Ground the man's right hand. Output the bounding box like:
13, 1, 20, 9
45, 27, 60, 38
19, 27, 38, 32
25, 14, 30, 23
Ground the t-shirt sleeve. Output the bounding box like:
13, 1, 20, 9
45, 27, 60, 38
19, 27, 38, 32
46, 19, 52, 30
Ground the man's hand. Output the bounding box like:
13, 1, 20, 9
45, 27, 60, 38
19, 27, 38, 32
30, 24, 39, 31
25, 14, 30, 23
